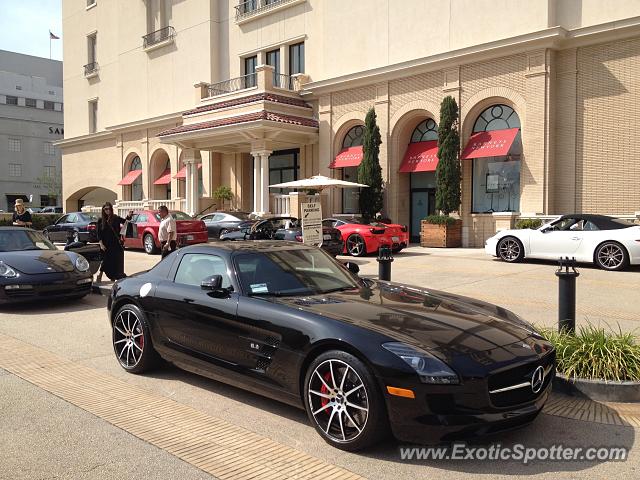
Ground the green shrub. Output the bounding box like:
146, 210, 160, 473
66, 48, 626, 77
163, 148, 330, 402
0, 214, 59, 231
212, 185, 234, 209
515, 218, 543, 229
423, 215, 458, 226
539, 325, 640, 382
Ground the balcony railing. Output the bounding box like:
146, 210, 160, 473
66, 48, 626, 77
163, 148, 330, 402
235, 0, 295, 20
83, 62, 99, 77
206, 74, 257, 97
273, 73, 294, 90
143, 26, 176, 49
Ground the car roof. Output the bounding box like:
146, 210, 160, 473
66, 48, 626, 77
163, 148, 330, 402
560, 214, 634, 229
177, 240, 313, 255
0, 226, 38, 231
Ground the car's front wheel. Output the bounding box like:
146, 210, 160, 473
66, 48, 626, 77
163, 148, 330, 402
497, 236, 524, 263
218, 228, 229, 239
346, 234, 366, 257
112, 303, 159, 374
595, 241, 629, 271
303, 350, 388, 451
143, 233, 158, 255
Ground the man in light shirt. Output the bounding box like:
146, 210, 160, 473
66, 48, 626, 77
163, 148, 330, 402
158, 205, 177, 258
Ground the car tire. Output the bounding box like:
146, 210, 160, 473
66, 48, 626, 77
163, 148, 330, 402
143, 233, 158, 255
112, 303, 159, 374
497, 236, 524, 263
218, 228, 229, 239
303, 350, 388, 452
346, 234, 366, 257
72, 230, 80, 243
392, 247, 403, 254
594, 241, 629, 271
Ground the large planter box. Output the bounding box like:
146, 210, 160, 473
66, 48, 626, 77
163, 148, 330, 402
420, 219, 462, 248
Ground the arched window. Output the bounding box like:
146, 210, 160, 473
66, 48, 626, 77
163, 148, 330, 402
164, 158, 171, 200
340, 125, 364, 214
342, 125, 364, 148
470, 104, 521, 213
411, 118, 438, 143
129, 156, 143, 201
473, 104, 520, 133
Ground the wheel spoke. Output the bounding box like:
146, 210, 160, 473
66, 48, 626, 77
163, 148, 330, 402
343, 409, 362, 434
309, 389, 332, 400
313, 404, 332, 416
337, 410, 346, 441
114, 339, 127, 345
132, 341, 143, 353
329, 361, 337, 389
314, 370, 332, 392
345, 383, 363, 397
114, 326, 127, 336
339, 365, 350, 391
346, 401, 368, 412
325, 409, 336, 434
118, 344, 126, 360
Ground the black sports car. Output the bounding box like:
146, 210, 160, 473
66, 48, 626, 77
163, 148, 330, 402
107, 242, 555, 451
0, 227, 93, 304
198, 211, 254, 239
221, 217, 344, 256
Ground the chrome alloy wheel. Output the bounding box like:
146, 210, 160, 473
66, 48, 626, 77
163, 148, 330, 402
597, 243, 624, 269
113, 309, 145, 368
346, 235, 365, 257
498, 238, 521, 262
144, 234, 155, 254
308, 359, 369, 443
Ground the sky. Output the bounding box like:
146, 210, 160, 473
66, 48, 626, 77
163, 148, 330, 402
0, 0, 63, 61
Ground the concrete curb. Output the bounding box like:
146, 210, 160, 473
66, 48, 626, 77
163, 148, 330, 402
553, 374, 640, 403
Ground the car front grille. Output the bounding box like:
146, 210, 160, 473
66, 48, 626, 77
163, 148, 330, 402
488, 351, 555, 408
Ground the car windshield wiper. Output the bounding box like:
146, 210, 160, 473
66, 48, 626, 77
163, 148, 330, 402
318, 286, 359, 294
249, 289, 314, 297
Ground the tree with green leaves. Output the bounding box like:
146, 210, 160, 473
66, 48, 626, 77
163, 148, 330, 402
212, 185, 234, 209
435, 96, 461, 216
358, 108, 384, 221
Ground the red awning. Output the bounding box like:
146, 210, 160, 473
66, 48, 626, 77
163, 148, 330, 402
153, 168, 172, 185
461, 127, 519, 160
173, 163, 202, 179
117, 169, 142, 186
330, 146, 363, 169
399, 141, 439, 173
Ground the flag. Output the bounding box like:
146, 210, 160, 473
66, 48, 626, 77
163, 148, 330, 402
49, 31, 60, 40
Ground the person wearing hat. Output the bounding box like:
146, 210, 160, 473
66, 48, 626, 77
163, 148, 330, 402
12, 199, 32, 227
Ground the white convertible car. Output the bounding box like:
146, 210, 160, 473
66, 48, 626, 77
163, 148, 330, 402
485, 214, 640, 271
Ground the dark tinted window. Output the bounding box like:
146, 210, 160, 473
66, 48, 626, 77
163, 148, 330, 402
0, 230, 56, 252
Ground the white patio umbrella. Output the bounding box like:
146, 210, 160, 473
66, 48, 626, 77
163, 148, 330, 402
269, 175, 368, 192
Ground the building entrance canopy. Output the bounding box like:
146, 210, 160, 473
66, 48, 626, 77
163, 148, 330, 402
330, 146, 363, 169
461, 127, 520, 159
399, 140, 439, 172
117, 169, 142, 185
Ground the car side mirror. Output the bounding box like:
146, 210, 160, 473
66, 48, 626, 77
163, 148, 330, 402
201, 274, 223, 291
541, 226, 552, 233
344, 262, 360, 275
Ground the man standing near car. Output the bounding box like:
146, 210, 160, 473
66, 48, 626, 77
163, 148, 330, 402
158, 205, 177, 259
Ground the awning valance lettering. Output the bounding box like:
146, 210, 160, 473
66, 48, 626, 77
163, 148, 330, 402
461, 128, 519, 160
330, 146, 363, 169
399, 140, 439, 173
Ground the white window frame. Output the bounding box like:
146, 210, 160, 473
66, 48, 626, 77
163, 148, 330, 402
44, 142, 56, 155
8, 138, 21, 152
9, 164, 22, 177
88, 99, 98, 133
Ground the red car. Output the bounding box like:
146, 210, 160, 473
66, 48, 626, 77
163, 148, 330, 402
123, 210, 208, 255
322, 217, 409, 257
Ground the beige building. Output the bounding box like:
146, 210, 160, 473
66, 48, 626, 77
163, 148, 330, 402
59, 0, 640, 246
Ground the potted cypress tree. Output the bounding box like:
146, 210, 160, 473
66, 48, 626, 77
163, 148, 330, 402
421, 96, 463, 247
358, 108, 384, 222
212, 185, 234, 210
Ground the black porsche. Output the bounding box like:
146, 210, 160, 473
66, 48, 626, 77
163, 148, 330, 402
0, 227, 94, 304
107, 241, 555, 451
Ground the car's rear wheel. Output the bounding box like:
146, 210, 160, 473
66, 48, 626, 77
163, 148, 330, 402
497, 236, 524, 263
143, 233, 158, 255
72, 230, 79, 243
303, 350, 388, 451
112, 304, 159, 374
595, 241, 629, 271
346, 234, 366, 257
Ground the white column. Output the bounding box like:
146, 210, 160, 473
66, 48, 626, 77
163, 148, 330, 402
260, 152, 270, 215
252, 153, 261, 214
182, 149, 201, 216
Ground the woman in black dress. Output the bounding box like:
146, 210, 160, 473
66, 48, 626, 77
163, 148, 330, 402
96, 202, 131, 281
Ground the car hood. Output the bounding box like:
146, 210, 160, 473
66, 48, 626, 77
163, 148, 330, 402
1, 250, 76, 274
270, 281, 536, 357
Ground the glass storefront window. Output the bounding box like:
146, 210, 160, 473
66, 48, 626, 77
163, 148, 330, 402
130, 156, 143, 201
471, 105, 522, 213
269, 150, 299, 194
342, 166, 359, 214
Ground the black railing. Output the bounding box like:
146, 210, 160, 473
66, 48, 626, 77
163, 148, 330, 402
206, 74, 257, 97
84, 62, 99, 76
273, 73, 294, 90
142, 26, 176, 49
235, 0, 292, 20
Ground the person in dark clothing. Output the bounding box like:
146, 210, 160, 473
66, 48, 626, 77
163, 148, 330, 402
12, 199, 32, 227
96, 202, 132, 282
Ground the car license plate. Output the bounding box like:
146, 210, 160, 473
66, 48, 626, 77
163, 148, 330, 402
323, 234, 332, 241
186, 235, 194, 241
392, 236, 399, 242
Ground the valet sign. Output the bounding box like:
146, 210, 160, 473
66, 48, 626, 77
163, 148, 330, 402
301, 202, 323, 246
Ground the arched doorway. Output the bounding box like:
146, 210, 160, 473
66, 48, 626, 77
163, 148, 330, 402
119, 155, 144, 201
400, 118, 439, 242
65, 186, 117, 212
464, 104, 522, 213
151, 149, 171, 200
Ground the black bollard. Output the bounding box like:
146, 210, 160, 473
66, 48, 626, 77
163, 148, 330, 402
377, 245, 393, 281
555, 257, 579, 333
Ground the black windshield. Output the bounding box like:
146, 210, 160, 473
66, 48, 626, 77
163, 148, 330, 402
0, 230, 57, 252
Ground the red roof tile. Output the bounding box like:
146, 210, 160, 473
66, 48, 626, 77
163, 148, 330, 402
158, 111, 318, 137
184, 92, 311, 116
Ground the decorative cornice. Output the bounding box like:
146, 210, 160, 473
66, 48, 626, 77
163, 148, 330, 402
54, 130, 115, 148
184, 92, 311, 117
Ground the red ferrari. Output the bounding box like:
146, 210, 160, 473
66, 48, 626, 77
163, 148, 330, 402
322, 217, 409, 257
123, 210, 208, 254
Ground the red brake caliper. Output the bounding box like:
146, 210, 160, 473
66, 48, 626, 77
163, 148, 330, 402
320, 372, 333, 413
138, 328, 144, 350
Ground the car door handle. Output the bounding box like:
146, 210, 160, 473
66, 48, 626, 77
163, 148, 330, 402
570, 237, 581, 241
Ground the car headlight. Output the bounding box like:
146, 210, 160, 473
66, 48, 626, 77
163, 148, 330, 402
382, 342, 459, 384
0, 262, 17, 278
75, 256, 90, 272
